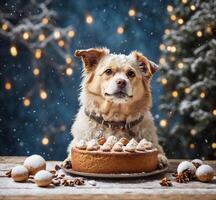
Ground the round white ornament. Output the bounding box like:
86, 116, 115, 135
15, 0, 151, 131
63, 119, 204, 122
24, 154, 46, 175
177, 161, 196, 177
11, 165, 29, 182
196, 164, 214, 182
34, 170, 53, 187
191, 159, 203, 168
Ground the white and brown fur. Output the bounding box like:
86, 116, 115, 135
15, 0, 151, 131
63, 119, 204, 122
64, 47, 168, 167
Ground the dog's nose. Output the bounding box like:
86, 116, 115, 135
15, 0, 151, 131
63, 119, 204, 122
116, 79, 126, 89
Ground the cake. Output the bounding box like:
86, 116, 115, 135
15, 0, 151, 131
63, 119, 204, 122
71, 136, 158, 174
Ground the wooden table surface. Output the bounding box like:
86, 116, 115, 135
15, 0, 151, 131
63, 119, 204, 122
0, 156, 215, 200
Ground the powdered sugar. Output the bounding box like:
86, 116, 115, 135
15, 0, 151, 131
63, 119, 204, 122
34, 170, 53, 181
11, 165, 28, 175
24, 154, 46, 169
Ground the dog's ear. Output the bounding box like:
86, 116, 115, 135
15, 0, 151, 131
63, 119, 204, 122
74, 48, 109, 73
130, 51, 159, 77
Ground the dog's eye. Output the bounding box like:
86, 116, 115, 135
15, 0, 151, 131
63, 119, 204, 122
104, 68, 112, 75
126, 70, 135, 78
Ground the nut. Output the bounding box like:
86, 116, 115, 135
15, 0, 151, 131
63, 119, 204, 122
119, 137, 129, 146
176, 172, 190, 183
159, 177, 172, 186
101, 143, 111, 152
98, 137, 106, 145
74, 177, 85, 185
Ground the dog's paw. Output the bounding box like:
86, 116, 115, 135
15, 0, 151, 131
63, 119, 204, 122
61, 157, 72, 169
157, 154, 168, 169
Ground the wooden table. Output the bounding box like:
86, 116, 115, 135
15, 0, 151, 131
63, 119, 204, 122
0, 157, 215, 200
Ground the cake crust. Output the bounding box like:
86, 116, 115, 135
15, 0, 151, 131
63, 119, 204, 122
71, 147, 158, 174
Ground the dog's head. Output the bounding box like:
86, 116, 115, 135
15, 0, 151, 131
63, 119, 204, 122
75, 48, 158, 118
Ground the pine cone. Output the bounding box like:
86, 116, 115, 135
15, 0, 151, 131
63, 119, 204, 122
159, 177, 173, 187
176, 173, 190, 183
61, 179, 74, 186
182, 169, 194, 179
74, 177, 85, 185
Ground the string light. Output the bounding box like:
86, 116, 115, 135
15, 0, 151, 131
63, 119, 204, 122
117, 26, 124, 34
200, 92, 205, 98
172, 90, 178, 98
177, 18, 184, 25
40, 90, 47, 100
190, 5, 196, 11
57, 39, 65, 47
160, 119, 167, 127
166, 5, 173, 12
167, 46, 176, 53
34, 49, 42, 59
66, 67, 73, 76
170, 56, 176, 62
22, 32, 30, 40
181, 0, 187, 4
206, 26, 212, 34
5, 81, 12, 90
171, 46, 176, 53
184, 87, 190, 94
170, 15, 177, 21
212, 142, 216, 149
177, 62, 184, 69
53, 30, 61, 39
159, 44, 166, 51
212, 109, 216, 116
38, 33, 46, 42
196, 31, 203, 37
190, 129, 197, 136
67, 30, 75, 38
189, 143, 195, 149
65, 57, 72, 65
167, 46, 171, 51
165, 29, 171, 35
10, 45, 18, 57
33, 68, 40, 76
161, 78, 168, 85
128, 8, 136, 17
42, 17, 49, 25
23, 97, 31, 107
42, 137, 49, 145
86, 15, 93, 24
2, 23, 8, 31
159, 57, 165, 65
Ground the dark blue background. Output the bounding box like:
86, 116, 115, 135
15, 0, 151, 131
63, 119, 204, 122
0, 0, 170, 160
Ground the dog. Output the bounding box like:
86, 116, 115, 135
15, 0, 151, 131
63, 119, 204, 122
64, 47, 168, 168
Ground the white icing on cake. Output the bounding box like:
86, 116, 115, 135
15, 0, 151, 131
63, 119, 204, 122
106, 136, 118, 147
112, 142, 123, 152
76, 140, 87, 150
87, 139, 100, 151
125, 139, 138, 152
101, 143, 111, 151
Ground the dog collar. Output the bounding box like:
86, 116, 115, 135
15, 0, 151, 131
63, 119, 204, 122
85, 109, 144, 130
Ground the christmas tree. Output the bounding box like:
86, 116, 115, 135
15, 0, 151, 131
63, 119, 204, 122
158, 0, 216, 159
